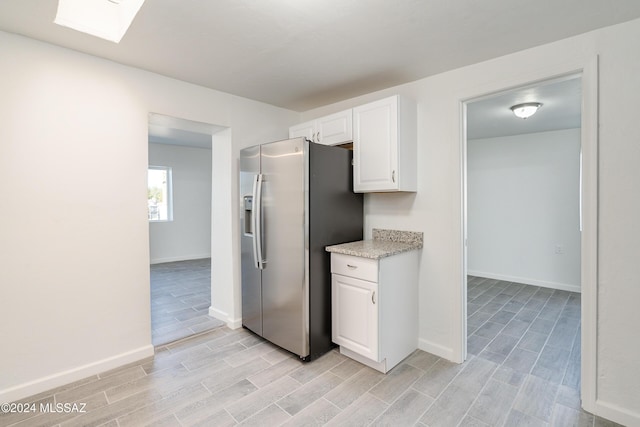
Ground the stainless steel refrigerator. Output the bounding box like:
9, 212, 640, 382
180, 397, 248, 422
240, 137, 363, 361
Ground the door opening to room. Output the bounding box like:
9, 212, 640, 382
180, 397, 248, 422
148, 113, 223, 346
463, 75, 583, 395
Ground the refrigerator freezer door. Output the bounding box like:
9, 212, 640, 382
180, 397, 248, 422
260, 138, 308, 357
240, 145, 262, 336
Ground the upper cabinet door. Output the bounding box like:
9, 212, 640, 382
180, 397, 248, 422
289, 121, 315, 141
289, 109, 353, 145
353, 95, 416, 193
316, 110, 352, 146
353, 97, 398, 192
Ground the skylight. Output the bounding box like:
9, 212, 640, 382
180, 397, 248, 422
54, 0, 145, 43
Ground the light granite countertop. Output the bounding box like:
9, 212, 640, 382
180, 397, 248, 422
326, 229, 423, 260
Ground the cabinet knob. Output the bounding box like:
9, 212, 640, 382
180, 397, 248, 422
347, 264, 358, 269
392, 170, 396, 183
372, 291, 376, 304
317, 131, 321, 142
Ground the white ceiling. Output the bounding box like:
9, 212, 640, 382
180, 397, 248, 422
148, 113, 224, 149
2, 0, 640, 113
467, 76, 582, 140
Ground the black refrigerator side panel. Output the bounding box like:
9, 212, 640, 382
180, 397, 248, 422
308, 143, 364, 360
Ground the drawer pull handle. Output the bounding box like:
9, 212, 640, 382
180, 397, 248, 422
372, 291, 376, 304
346, 264, 358, 269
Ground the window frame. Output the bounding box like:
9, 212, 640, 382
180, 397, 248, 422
148, 165, 173, 222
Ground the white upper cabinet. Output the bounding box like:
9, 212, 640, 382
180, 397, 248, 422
315, 110, 352, 146
289, 120, 315, 141
288, 109, 352, 146
353, 95, 417, 192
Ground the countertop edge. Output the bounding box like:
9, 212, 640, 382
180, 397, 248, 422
325, 241, 422, 260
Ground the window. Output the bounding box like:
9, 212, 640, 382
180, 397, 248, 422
148, 166, 173, 221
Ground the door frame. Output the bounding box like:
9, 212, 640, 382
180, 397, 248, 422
456, 57, 599, 412
147, 113, 224, 344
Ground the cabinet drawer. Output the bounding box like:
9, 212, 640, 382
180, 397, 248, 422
331, 253, 378, 282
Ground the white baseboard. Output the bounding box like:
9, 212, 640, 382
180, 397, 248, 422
418, 338, 455, 361
150, 254, 211, 265
0, 345, 154, 404
208, 307, 242, 329
467, 270, 581, 293
593, 399, 640, 427
226, 318, 243, 329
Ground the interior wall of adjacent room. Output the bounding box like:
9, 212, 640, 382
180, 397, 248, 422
467, 128, 581, 292
0, 30, 297, 403
149, 142, 212, 264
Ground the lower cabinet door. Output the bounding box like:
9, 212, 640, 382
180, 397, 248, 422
332, 274, 378, 361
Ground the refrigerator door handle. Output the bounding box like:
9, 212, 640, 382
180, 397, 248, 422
253, 173, 265, 269
251, 174, 259, 269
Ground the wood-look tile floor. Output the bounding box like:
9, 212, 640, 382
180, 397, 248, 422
2, 278, 624, 427
151, 258, 224, 346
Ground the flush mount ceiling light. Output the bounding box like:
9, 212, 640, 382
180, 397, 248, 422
54, 0, 145, 43
510, 102, 542, 119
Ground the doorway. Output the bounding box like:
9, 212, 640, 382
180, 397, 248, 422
461, 68, 597, 409
148, 113, 225, 346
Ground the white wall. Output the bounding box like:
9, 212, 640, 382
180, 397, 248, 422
467, 129, 581, 292
148, 142, 212, 264
0, 31, 297, 402
300, 19, 640, 425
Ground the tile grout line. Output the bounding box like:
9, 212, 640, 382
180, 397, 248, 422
454, 362, 501, 427
526, 292, 572, 386
465, 282, 533, 427
466, 280, 555, 425
364, 363, 433, 426
482, 282, 541, 426
558, 302, 582, 390
501, 289, 572, 425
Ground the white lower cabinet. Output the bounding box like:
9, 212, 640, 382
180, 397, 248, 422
332, 274, 379, 361
331, 251, 418, 373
